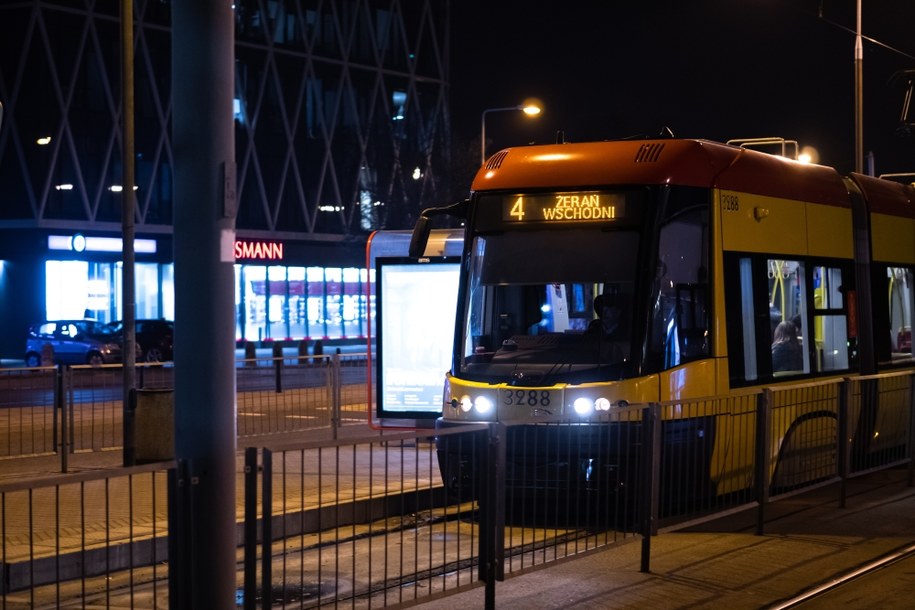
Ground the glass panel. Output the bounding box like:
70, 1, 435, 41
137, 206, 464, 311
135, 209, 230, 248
888, 267, 914, 359
768, 259, 809, 376
242, 265, 268, 341
459, 228, 640, 383
815, 313, 849, 371
161, 263, 175, 321
267, 265, 287, 340
811, 265, 847, 372
87, 262, 113, 322
46, 260, 89, 320
738, 258, 758, 381
306, 267, 325, 338
135, 263, 160, 319
325, 268, 343, 339
288, 266, 306, 339
651, 205, 709, 368
342, 267, 362, 338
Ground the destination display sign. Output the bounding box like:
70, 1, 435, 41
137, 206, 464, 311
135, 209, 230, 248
501, 192, 625, 223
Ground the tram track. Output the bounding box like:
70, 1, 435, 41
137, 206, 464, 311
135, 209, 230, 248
20, 472, 915, 609
21, 497, 626, 608
767, 541, 915, 609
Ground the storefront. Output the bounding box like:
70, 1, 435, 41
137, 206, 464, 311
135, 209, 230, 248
0, 229, 369, 359
233, 238, 372, 342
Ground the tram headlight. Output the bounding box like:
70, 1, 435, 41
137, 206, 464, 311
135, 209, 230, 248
459, 395, 473, 413
474, 395, 494, 414
573, 397, 594, 416
595, 397, 612, 411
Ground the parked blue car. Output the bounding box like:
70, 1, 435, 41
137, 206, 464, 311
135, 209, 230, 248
24, 320, 123, 367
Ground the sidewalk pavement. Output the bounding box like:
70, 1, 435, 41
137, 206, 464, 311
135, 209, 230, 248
413, 469, 915, 610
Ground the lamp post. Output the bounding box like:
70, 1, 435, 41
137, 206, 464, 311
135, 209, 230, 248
481, 103, 542, 164
854, 0, 863, 174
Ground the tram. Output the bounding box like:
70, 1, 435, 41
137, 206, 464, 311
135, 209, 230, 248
405, 137, 915, 508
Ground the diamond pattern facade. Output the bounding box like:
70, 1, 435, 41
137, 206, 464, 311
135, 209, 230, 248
0, 0, 452, 236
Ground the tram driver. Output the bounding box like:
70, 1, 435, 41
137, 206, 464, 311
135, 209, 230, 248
588, 292, 626, 339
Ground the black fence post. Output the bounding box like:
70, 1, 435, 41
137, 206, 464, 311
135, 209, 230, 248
480, 421, 506, 610
331, 352, 342, 439
243, 447, 258, 610
755, 389, 772, 535
908, 374, 915, 488
273, 343, 283, 393
261, 448, 273, 607
123, 386, 137, 467
838, 379, 850, 507
168, 459, 191, 609
56, 365, 67, 473
640, 403, 660, 573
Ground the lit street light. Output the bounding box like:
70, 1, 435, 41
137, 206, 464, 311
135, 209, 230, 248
854, 0, 863, 174
481, 102, 542, 164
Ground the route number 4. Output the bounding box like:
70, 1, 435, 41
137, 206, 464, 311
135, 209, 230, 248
510, 197, 525, 220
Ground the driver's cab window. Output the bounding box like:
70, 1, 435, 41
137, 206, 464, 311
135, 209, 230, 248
649, 205, 710, 369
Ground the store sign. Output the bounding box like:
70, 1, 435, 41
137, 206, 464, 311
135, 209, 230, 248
234, 240, 284, 261
48, 234, 157, 254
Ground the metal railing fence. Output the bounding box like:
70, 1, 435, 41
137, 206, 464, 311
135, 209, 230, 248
1, 371, 913, 607
0, 462, 172, 605
242, 372, 915, 608
0, 354, 371, 466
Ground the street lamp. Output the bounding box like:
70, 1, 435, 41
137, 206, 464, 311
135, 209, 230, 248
854, 0, 863, 173
481, 102, 542, 164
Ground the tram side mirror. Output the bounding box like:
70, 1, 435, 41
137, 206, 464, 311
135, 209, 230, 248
408, 199, 469, 258
408, 215, 431, 258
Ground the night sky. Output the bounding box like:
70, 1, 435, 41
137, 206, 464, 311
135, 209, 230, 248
449, 0, 915, 181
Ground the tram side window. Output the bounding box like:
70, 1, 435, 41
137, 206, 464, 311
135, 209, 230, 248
811, 265, 850, 372
884, 266, 915, 362
768, 259, 810, 376
725, 255, 817, 385
650, 205, 709, 369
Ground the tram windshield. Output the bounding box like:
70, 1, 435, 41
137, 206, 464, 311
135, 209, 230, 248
458, 228, 640, 384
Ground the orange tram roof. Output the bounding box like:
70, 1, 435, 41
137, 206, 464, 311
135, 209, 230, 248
472, 139, 914, 214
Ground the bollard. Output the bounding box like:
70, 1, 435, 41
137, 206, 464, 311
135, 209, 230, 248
135, 388, 174, 462
244, 341, 256, 366
40, 343, 55, 366
272, 342, 283, 393
298, 339, 309, 364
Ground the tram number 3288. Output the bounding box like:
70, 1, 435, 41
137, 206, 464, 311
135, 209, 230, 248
502, 390, 553, 407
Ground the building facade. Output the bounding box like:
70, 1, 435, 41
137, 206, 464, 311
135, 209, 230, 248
0, 0, 451, 359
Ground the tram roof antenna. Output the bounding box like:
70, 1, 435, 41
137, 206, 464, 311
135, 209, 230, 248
727, 137, 799, 160
556, 130, 565, 144
878, 172, 915, 187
